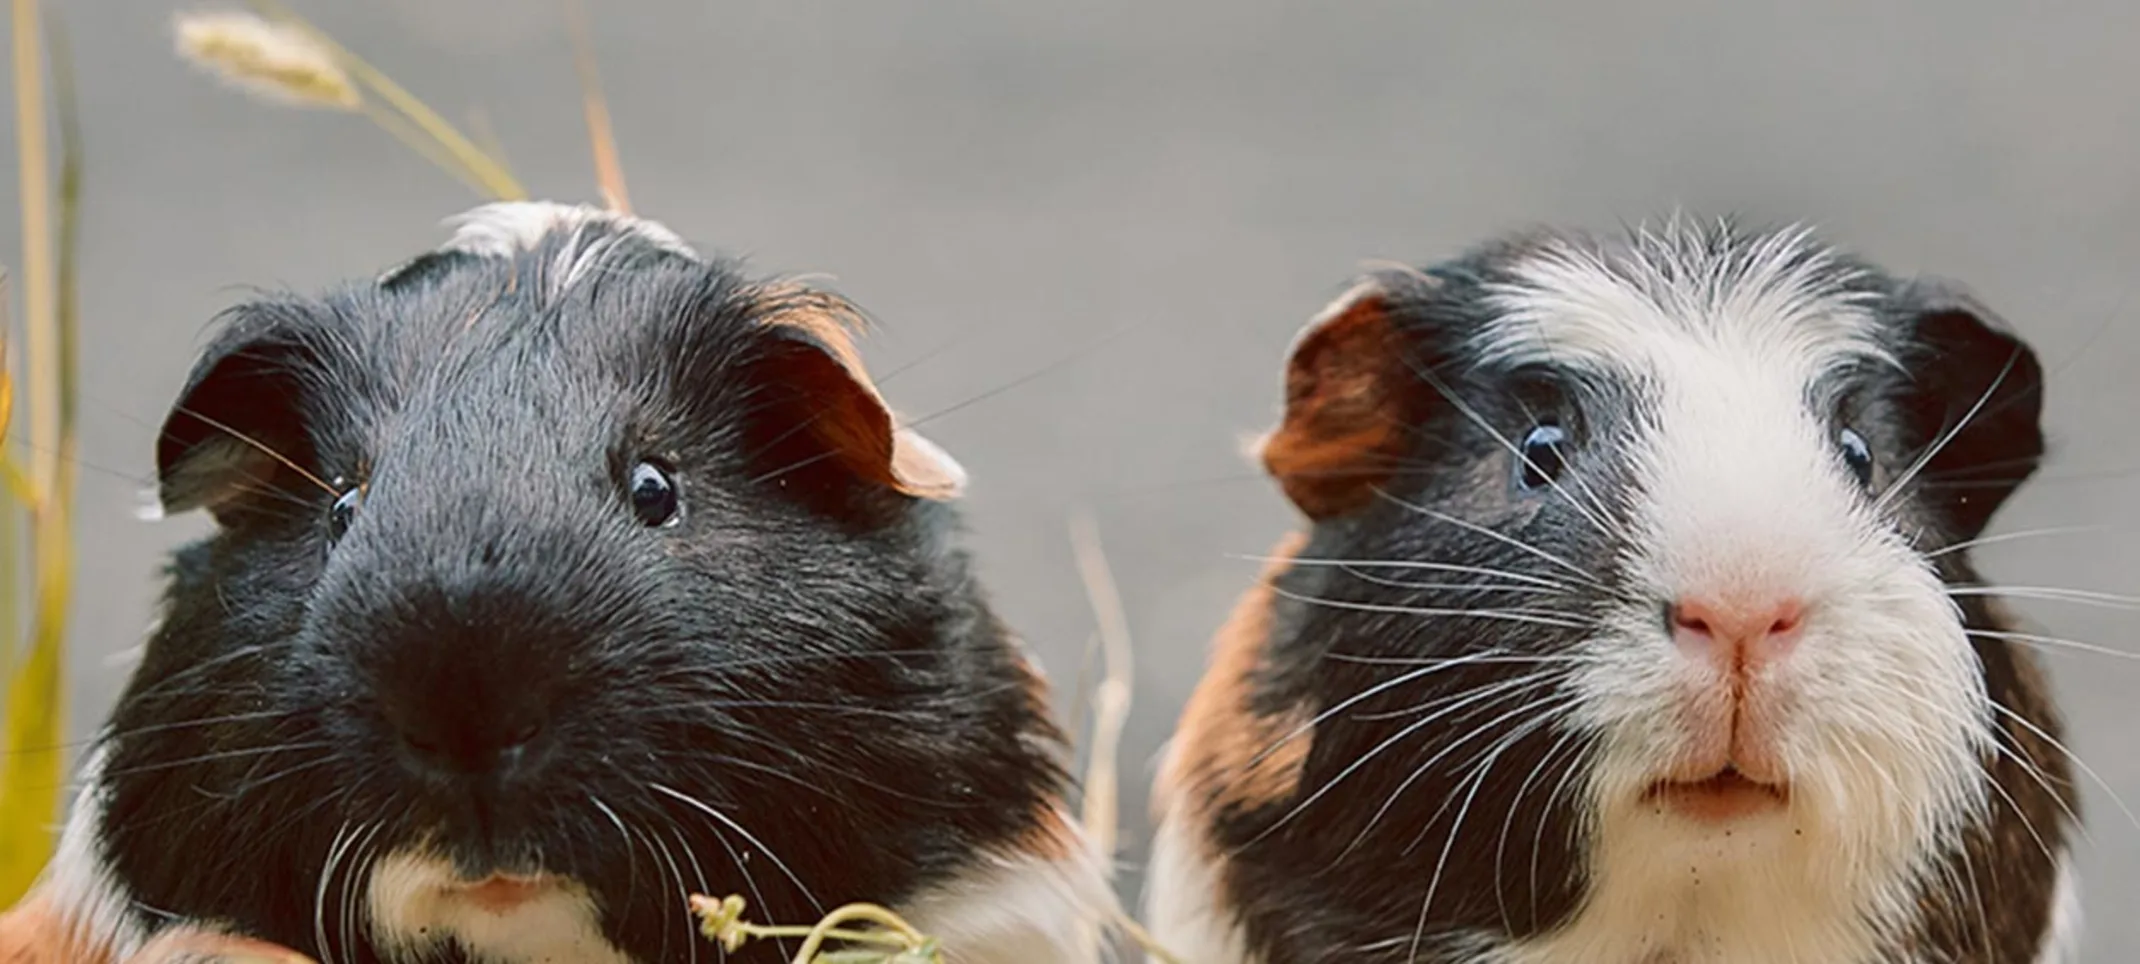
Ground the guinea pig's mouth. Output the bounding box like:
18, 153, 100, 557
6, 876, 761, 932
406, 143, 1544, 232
1643, 765, 1789, 822
444, 872, 559, 913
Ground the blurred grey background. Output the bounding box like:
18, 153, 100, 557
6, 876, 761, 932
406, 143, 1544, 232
4, 0, 2137, 957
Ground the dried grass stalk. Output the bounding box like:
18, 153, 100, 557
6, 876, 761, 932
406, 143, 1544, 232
565, 0, 631, 213
1068, 513, 1187, 964
174, 2, 525, 202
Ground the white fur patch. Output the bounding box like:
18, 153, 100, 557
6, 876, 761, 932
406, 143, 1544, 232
1476, 218, 1892, 377
38, 743, 152, 962
365, 853, 630, 964
379, 200, 700, 303
438, 201, 697, 263
1143, 804, 1259, 964
894, 838, 1119, 964
2034, 850, 2083, 964
1478, 220, 1992, 963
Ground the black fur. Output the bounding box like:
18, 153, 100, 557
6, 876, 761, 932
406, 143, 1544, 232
1201, 220, 2071, 963
96, 218, 1068, 964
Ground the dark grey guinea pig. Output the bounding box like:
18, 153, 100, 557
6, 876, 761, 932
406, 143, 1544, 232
1148, 218, 2078, 964
24, 202, 1112, 964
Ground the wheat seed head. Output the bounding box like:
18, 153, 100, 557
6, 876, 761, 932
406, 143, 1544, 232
174, 10, 360, 110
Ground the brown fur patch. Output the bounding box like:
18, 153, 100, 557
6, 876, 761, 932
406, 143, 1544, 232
1258, 285, 1424, 520
1161, 532, 1315, 845
1015, 805, 1083, 864
747, 282, 964, 501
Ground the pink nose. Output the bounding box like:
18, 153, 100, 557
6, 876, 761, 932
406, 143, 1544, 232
1670, 593, 1806, 674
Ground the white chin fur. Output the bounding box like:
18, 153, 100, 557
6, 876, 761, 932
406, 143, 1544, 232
366, 854, 628, 964
1481, 224, 1994, 963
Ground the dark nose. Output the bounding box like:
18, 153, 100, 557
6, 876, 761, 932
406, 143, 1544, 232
382, 692, 551, 778
379, 682, 553, 778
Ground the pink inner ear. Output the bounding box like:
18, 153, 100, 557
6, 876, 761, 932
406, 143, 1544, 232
890, 428, 967, 500
1258, 285, 1420, 520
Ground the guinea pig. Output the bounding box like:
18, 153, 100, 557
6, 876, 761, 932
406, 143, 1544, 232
8, 201, 1113, 964
1145, 217, 2079, 964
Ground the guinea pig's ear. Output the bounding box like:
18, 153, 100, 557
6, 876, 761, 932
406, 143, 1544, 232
1255, 273, 1437, 520
746, 289, 966, 503
1894, 279, 2046, 539
156, 310, 320, 520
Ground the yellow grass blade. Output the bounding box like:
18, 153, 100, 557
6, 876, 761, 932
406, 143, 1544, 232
0, 0, 71, 907
464, 105, 522, 192
359, 99, 493, 199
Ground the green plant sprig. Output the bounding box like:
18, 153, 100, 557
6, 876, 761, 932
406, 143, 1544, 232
690, 894, 945, 964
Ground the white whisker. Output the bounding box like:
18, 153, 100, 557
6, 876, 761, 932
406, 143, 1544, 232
314, 821, 355, 964
1338, 566, 1571, 597
1243, 671, 1567, 848
1244, 648, 1529, 771
649, 781, 825, 917
1946, 584, 2140, 611
1343, 688, 1563, 860
1372, 488, 1612, 590
1246, 554, 1579, 592
1966, 628, 2140, 663
1268, 583, 1594, 630
1923, 525, 2103, 559
1988, 701, 2139, 833
1873, 342, 2024, 516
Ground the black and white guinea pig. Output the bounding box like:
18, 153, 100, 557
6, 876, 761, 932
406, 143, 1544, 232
1146, 218, 2079, 964
21, 201, 1113, 964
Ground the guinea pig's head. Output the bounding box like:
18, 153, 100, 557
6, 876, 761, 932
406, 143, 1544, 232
1165, 218, 2071, 959
89, 202, 1072, 964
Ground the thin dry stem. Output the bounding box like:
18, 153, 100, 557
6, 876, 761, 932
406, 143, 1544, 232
565, 0, 630, 213
359, 98, 492, 198
464, 105, 521, 189
242, 0, 526, 200
1069, 510, 1142, 962
12, 0, 51, 503
1068, 511, 1133, 865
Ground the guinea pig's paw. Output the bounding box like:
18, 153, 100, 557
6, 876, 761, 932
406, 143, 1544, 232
123, 929, 314, 964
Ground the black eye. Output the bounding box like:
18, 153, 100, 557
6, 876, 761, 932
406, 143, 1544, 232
629, 461, 681, 527
1516, 423, 1568, 491
327, 485, 363, 544
1837, 426, 1874, 488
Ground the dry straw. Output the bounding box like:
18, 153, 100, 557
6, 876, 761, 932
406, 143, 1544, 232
173, 2, 526, 202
